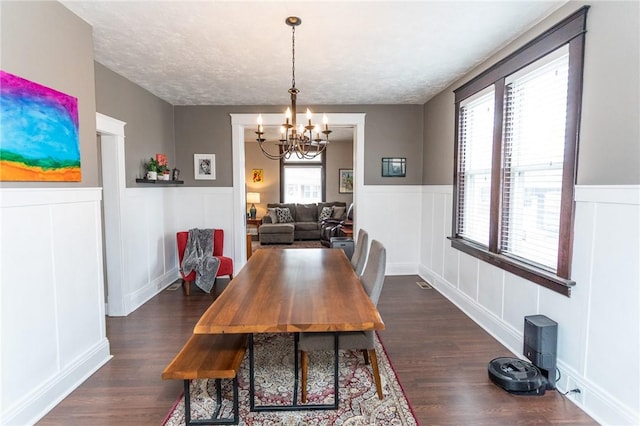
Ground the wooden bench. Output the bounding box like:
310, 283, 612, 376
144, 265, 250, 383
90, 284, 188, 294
162, 333, 248, 425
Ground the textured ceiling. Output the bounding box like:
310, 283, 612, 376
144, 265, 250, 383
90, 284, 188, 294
60, 1, 565, 106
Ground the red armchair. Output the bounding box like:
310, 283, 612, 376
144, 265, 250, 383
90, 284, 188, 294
176, 229, 233, 296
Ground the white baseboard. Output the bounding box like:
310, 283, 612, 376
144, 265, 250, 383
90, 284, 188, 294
387, 261, 419, 276
2, 339, 112, 426
126, 268, 180, 315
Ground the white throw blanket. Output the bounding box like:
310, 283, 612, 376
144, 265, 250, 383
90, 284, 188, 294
181, 228, 220, 293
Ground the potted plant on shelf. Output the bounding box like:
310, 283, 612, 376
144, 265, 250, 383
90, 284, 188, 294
145, 157, 159, 180
158, 163, 171, 180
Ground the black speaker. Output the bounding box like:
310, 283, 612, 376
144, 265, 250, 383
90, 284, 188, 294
523, 315, 557, 390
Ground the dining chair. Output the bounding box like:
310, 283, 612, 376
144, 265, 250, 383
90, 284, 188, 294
176, 229, 233, 296
351, 229, 369, 276
299, 239, 386, 403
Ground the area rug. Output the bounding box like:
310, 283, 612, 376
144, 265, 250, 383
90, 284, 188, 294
162, 333, 418, 425
252, 240, 325, 251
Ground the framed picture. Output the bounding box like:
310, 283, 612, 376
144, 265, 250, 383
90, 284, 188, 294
0, 70, 81, 181
381, 157, 406, 177
339, 169, 353, 193
252, 169, 263, 183
194, 154, 216, 180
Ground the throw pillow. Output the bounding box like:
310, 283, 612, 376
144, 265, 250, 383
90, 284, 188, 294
318, 206, 333, 222
266, 208, 279, 223
332, 206, 346, 219
275, 207, 294, 223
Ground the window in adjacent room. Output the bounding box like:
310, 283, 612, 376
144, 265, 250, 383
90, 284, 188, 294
451, 7, 588, 296
281, 153, 325, 203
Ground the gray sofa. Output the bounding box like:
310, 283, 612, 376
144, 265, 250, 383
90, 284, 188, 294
259, 202, 347, 244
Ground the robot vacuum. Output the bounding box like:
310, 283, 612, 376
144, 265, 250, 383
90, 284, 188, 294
488, 357, 547, 396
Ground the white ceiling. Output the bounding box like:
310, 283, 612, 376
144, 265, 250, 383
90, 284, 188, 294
60, 0, 565, 106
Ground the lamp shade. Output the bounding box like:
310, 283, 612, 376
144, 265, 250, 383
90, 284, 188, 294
247, 192, 261, 204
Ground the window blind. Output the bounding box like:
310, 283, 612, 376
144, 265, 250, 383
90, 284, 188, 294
457, 89, 495, 246
501, 50, 569, 271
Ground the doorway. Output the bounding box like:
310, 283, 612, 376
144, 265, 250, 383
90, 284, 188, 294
230, 113, 365, 270
96, 113, 127, 316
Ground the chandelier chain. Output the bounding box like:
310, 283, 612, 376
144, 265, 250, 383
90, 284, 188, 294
291, 26, 296, 89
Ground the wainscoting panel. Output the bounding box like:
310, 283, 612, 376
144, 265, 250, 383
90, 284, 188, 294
357, 185, 422, 275
169, 186, 235, 259
0, 188, 111, 426
418, 185, 640, 425
112, 186, 235, 316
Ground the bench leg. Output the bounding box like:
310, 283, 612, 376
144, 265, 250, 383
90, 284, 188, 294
184, 380, 192, 425
182, 378, 239, 426
232, 376, 239, 425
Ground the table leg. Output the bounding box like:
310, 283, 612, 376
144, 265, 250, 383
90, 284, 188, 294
249, 333, 340, 411
249, 334, 256, 412
293, 332, 300, 404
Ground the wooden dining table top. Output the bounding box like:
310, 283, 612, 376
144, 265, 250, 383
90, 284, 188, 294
194, 248, 385, 334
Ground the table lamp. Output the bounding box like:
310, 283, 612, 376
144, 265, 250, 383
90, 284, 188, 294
247, 192, 260, 219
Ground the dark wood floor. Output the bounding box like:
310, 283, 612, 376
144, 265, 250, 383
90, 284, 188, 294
38, 275, 595, 425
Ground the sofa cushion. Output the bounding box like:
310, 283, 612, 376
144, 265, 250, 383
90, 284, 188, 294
296, 222, 320, 232
296, 204, 318, 223
259, 223, 294, 234
275, 207, 294, 223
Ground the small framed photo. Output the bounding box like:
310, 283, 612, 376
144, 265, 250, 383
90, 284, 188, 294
252, 169, 263, 183
381, 157, 406, 177
339, 169, 353, 193
194, 154, 216, 180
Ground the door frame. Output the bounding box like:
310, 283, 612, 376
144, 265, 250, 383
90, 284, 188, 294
96, 112, 127, 316
230, 113, 365, 270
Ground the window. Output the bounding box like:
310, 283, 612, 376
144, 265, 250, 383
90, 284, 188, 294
281, 153, 326, 203
458, 88, 495, 246
451, 7, 588, 296
501, 48, 569, 271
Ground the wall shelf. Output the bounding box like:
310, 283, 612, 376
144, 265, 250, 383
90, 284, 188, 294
136, 179, 184, 185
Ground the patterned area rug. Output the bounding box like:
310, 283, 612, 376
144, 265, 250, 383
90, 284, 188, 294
162, 333, 417, 425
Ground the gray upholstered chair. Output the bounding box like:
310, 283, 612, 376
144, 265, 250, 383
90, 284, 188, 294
351, 229, 369, 276
299, 239, 386, 403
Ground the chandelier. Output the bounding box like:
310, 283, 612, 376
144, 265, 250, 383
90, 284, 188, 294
255, 16, 331, 160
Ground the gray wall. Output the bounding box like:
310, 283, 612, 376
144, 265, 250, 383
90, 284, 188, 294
175, 104, 423, 187
325, 138, 354, 204
174, 106, 236, 186
244, 141, 281, 218
422, 90, 454, 185
94, 63, 175, 186
422, 1, 640, 185
0, 0, 98, 187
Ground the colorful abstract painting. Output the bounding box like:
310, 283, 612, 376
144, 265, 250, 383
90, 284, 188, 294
0, 70, 81, 181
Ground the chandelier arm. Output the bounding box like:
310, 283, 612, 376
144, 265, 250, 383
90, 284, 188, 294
257, 141, 288, 160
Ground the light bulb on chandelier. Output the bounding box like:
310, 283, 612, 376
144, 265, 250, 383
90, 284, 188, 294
255, 16, 331, 160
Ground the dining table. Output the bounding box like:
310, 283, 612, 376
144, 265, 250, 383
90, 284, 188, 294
194, 247, 385, 411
